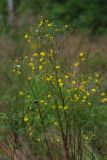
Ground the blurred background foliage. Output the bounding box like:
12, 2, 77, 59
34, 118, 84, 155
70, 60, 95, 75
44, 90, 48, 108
0, 0, 107, 34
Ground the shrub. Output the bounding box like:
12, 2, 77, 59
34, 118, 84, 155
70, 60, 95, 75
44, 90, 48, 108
0, 17, 107, 160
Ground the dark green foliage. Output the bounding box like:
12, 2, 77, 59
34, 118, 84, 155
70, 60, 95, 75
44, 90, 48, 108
0, 0, 107, 33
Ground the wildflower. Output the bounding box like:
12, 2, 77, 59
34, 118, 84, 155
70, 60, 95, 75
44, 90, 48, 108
25, 56, 28, 59
40, 52, 46, 57
86, 91, 90, 96
24, 115, 28, 122
34, 53, 38, 57
39, 65, 43, 70
12, 69, 16, 73
48, 23, 52, 27
27, 76, 32, 81
81, 58, 85, 61
83, 95, 87, 100
64, 25, 69, 29
56, 66, 60, 69
95, 73, 100, 78
39, 58, 44, 62
37, 138, 41, 142
74, 94, 79, 101
32, 67, 35, 71
101, 98, 107, 103
17, 70, 21, 75
59, 82, 63, 87
72, 80, 76, 85
48, 94, 51, 98
39, 20, 43, 27
29, 132, 32, 136
80, 52, 84, 57
16, 64, 20, 68
95, 79, 99, 83
46, 77, 51, 81
54, 122, 58, 126
56, 138, 61, 142
58, 105, 62, 109
83, 134, 89, 140
91, 88, 96, 93
74, 63, 80, 67
64, 105, 68, 110
27, 95, 30, 98
30, 58, 33, 62
19, 91, 25, 96
29, 62, 34, 67
88, 102, 91, 106
58, 79, 62, 83
44, 102, 47, 105
100, 92, 106, 97
24, 34, 28, 39
40, 100, 44, 103
64, 75, 69, 79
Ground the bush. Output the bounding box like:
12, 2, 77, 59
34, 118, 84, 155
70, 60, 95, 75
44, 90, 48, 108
0, 17, 107, 159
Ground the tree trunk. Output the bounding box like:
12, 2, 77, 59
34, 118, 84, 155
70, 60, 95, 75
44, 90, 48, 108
7, 0, 14, 24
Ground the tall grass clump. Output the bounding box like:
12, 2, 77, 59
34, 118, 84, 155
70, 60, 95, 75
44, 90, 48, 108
0, 17, 107, 160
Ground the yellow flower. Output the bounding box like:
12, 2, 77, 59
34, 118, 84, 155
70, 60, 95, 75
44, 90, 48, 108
64, 75, 69, 79
25, 56, 28, 59
56, 138, 61, 142
32, 67, 35, 71
64, 25, 69, 29
29, 62, 34, 67
83, 95, 87, 100
100, 92, 106, 97
95, 79, 99, 83
24, 115, 28, 122
27, 95, 30, 98
58, 79, 63, 87
39, 20, 43, 27
58, 79, 62, 83
74, 63, 80, 67
101, 98, 107, 103
39, 58, 44, 62
80, 52, 84, 57
71, 80, 76, 85
82, 58, 85, 61
40, 52, 46, 57
24, 34, 28, 39
86, 91, 90, 96
13, 69, 16, 73
34, 53, 38, 57
27, 76, 32, 81
54, 122, 58, 126
40, 100, 44, 103
46, 77, 51, 81
39, 65, 43, 70
95, 73, 100, 78
56, 66, 60, 69
48, 94, 51, 98
59, 82, 63, 87
48, 23, 52, 27
64, 105, 68, 110
58, 105, 62, 109
17, 71, 21, 75
74, 94, 79, 101
19, 91, 25, 96
29, 132, 32, 136
37, 138, 41, 142
88, 102, 91, 106
91, 88, 96, 93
